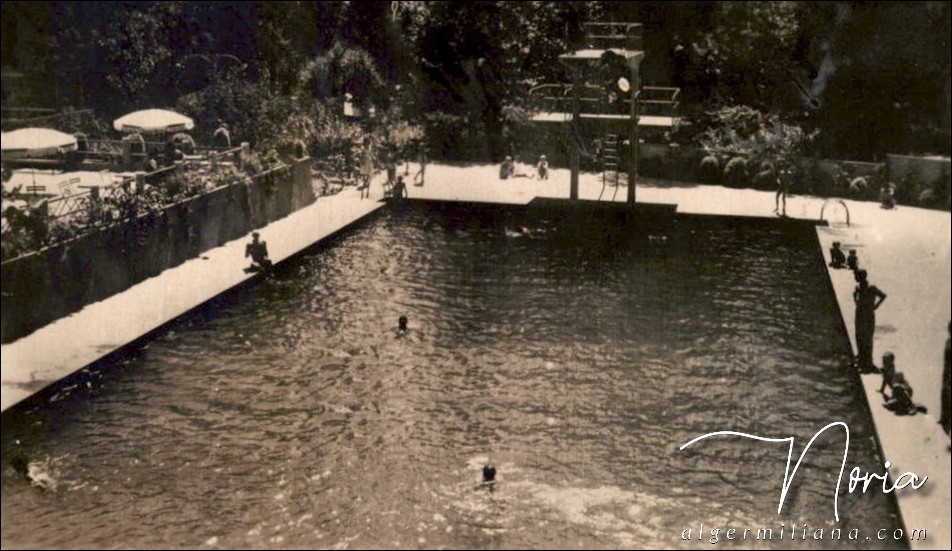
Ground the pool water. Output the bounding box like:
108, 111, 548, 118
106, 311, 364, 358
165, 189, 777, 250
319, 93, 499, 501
1, 204, 902, 549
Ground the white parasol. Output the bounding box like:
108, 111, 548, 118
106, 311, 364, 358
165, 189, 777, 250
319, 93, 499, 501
1, 128, 78, 160
113, 109, 195, 134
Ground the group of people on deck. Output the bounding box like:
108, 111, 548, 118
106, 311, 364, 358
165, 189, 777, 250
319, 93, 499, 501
830, 241, 950, 436
500, 154, 548, 181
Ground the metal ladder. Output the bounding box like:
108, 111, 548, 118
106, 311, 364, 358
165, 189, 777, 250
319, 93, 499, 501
598, 134, 624, 201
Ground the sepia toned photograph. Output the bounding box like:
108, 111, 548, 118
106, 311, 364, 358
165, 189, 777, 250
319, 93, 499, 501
2, 2, 950, 549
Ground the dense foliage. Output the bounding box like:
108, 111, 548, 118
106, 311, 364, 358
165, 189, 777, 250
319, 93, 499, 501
1, 1, 949, 161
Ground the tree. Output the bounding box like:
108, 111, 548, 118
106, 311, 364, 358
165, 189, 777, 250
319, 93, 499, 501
811, 1, 951, 159
414, 1, 601, 160
692, 2, 803, 111
97, 2, 199, 108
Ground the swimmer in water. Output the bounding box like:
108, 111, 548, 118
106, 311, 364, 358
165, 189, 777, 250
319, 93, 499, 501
476, 464, 497, 492
8, 444, 56, 491
397, 315, 409, 338
10, 454, 30, 481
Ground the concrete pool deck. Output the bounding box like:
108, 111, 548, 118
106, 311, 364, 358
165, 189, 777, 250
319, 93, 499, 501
3, 161, 949, 548
1, 178, 387, 412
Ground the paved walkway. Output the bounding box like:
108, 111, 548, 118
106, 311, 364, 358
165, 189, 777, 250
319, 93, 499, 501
1, 179, 386, 412
816, 207, 950, 550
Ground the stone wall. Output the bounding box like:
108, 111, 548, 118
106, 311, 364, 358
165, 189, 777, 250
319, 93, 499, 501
1, 157, 315, 343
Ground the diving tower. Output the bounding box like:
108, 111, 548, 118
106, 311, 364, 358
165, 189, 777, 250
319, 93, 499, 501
529, 22, 680, 206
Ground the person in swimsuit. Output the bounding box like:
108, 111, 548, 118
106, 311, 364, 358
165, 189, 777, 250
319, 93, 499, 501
853, 269, 886, 373
847, 250, 859, 271
245, 232, 273, 272
829, 241, 846, 269
397, 315, 409, 338
879, 352, 897, 395
774, 166, 791, 216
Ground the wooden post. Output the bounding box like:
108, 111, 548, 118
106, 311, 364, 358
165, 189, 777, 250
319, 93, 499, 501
626, 55, 642, 208
628, 88, 638, 207
122, 139, 133, 171
570, 68, 581, 201
239, 142, 250, 170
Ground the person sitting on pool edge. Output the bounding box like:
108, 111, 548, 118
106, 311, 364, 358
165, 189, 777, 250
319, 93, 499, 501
879, 352, 897, 395
389, 175, 407, 201
499, 156, 514, 180
245, 232, 273, 273
883, 371, 928, 416
880, 183, 897, 210
829, 241, 847, 269
846, 249, 859, 271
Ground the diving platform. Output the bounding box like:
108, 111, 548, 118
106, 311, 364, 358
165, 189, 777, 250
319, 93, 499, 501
530, 112, 678, 127
558, 49, 644, 63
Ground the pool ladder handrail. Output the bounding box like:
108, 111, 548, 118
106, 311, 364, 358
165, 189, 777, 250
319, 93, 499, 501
819, 198, 850, 227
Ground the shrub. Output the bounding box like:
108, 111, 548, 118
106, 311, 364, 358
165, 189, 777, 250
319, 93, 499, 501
723, 157, 749, 188
700, 155, 721, 184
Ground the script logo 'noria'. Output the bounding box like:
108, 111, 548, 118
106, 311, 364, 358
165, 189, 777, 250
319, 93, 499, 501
679, 421, 927, 521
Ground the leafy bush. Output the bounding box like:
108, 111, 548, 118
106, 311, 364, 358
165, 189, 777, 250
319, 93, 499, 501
723, 157, 749, 188
696, 105, 817, 166
699, 155, 721, 184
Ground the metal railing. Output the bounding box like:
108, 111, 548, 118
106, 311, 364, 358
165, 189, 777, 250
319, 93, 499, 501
8, 145, 246, 225
44, 174, 136, 222
638, 86, 680, 118
820, 198, 851, 227
579, 22, 643, 51
528, 83, 679, 123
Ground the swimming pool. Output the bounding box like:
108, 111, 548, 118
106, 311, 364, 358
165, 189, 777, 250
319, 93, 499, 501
0, 203, 902, 549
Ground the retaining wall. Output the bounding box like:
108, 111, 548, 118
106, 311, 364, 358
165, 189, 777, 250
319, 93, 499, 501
0, 157, 315, 343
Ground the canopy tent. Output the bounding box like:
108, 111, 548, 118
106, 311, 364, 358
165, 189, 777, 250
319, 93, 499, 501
113, 109, 195, 134
1, 128, 78, 160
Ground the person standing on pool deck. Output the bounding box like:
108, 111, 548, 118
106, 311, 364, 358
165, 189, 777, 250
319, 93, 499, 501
390, 176, 407, 200
537, 155, 549, 180
853, 269, 886, 373
360, 140, 374, 199
941, 321, 951, 439
414, 143, 428, 186
774, 165, 791, 216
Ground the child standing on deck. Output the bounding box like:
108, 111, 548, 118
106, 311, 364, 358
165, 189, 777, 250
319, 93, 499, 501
537, 155, 549, 180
